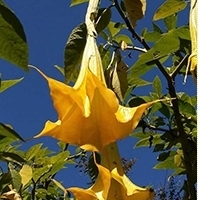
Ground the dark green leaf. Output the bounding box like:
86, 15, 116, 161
152, 75, 162, 96
0, 4, 28, 70
152, 22, 163, 34
9, 163, 22, 191
164, 14, 178, 30
153, 0, 187, 21
0, 151, 26, 163
96, 8, 111, 33
154, 151, 177, 170
0, 122, 24, 141
64, 23, 87, 84
70, 0, 89, 6
0, 77, 23, 93
157, 151, 170, 161
128, 97, 146, 107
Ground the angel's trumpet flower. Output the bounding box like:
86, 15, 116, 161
33, 34, 158, 152
68, 143, 155, 200
184, 0, 197, 84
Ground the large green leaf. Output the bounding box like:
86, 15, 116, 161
96, 7, 111, 33
9, 163, 22, 191
64, 23, 87, 84
0, 122, 24, 141
164, 14, 178, 31
153, 0, 187, 21
0, 4, 28, 71
0, 77, 23, 93
130, 26, 190, 71
128, 76, 152, 87
70, 0, 89, 6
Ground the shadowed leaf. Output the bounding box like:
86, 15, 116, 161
64, 23, 87, 84
0, 3, 28, 70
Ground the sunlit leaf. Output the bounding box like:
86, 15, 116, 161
113, 34, 133, 44
70, 0, 89, 6
153, 0, 187, 21
164, 14, 178, 31
19, 165, 32, 187
0, 122, 24, 141
51, 179, 67, 198
128, 76, 152, 87
124, 0, 146, 28
131, 26, 190, 69
0, 77, 24, 93
0, 4, 28, 70
64, 23, 87, 83
25, 143, 43, 161
107, 21, 121, 38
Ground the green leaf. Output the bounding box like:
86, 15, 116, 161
96, 7, 111, 33
154, 151, 177, 170
50, 151, 70, 164
9, 163, 22, 191
152, 75, 162, 96
107, 21, 121, 38
0, 77, 23, 93
0, 122, 24, 141
64, 23, 87, 84
113, 34, 133, 44
0, 151, 26, 163
128, 97, 146, 107
98, 44, 111, 70
164, 14, 178, 31
25, 143, 43, 161
19, 165, 32, 187
128, 76, 152, 87
157, 151, 170, 161
70, 0, 89, 6
51, 179, 67, 198
131, 26, 190, 69
134, 134, 163, 148
152, 22, 163, 34
144, 31, 162, 42
153, 0, 187, 21
0, 4, 28, 71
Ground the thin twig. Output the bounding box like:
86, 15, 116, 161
171, 54, 189, 79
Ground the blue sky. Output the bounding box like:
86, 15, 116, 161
0, 0, 195, 190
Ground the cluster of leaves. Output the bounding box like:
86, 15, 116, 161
0, 0, 196, 199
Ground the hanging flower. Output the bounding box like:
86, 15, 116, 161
184, 0, 197, 84
68, 143, 155, 200
33, 34, 160, 152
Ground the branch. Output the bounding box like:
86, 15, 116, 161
171, 54, 189, 79
113, 0, 171, 82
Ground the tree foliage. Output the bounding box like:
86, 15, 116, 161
0, 0, 197, 199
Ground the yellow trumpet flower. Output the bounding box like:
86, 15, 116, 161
33, 34, 157, 152
184, 0, 197, 84
68, 143, 155, 200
